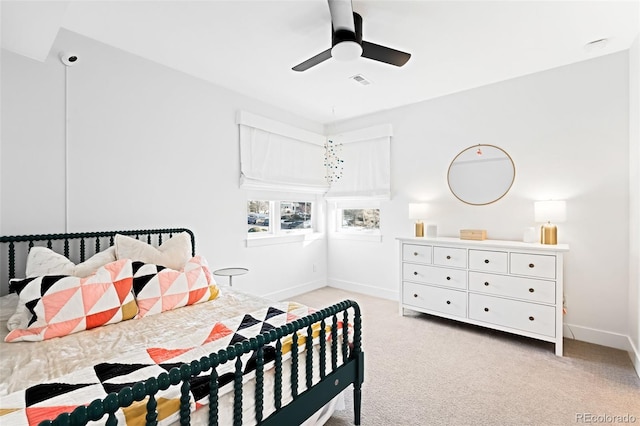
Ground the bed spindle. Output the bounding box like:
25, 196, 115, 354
274, 338, 283, 410
291, 327, 299, 398
233, 350, 243, 426
305, 323, 314, 390
158, 233, 164, 245
64, 239, 70, 258
342, 310, 349, 363
255, 341, 265, 423
179, 364, 192, 425
319, 318, 327, 379
8, 241, 15, 280
95, 237, 101, 253
80, 238, 86, 262
352, 304, 363, 425
207, 353, 220, 426
47, 239, 52, 249
331, 314, 338, 371
104, 393, 119, 426
145, 377, 159, 426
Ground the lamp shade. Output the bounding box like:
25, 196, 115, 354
534, 200, 566, 223
409, 203, 429, 220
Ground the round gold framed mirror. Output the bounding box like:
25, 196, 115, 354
447, 144, 515, 205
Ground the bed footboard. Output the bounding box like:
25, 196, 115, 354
37, 300, 364, 426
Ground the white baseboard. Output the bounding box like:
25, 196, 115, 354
628, 337, 640, 378
263, 279, 327, 301
564, 323, 633, 352
327, 278, 398, 301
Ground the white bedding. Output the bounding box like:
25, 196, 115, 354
0, 287, 345, 425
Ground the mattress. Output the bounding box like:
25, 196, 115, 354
0, 287, 343, 425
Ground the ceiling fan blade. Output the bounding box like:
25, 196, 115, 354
328, 0, 355, 32
361, 40, 411, 67
292, 48, 333, 72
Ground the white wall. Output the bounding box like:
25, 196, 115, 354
0, 29, 327, 299
1, 27, 636, 357
326, 52, 632, 350
629, 35, 640, 374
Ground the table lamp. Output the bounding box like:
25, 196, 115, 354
534, 200, 566, 245
409, 203, 429, 237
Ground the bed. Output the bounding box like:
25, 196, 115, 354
0, 228, 364, 426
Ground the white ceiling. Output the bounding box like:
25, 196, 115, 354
2, 1, 639, 124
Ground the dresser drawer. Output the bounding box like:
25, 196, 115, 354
468, 250, 508, 273
433, 246, 467, 268
403, 282, 466, 318
403, 244, 432, 264
469, 293, 555, 337
402, 263, 467, 290
468, 272, 555, 304
510, 253, 556, 279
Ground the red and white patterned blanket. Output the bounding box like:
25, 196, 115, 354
0, 301, 334, 425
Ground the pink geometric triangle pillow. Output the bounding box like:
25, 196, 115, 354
132, 256, 216, 318
5, 259, 137, 343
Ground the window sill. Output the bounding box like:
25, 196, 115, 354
246, 232, 324, 247
329, 232, 383, 242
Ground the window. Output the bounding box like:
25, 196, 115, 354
247, 200, 313, 236
340, 209, 380, 232
330, 200, 382, 242
281, 201, 312, 231
247, 200, 270, 233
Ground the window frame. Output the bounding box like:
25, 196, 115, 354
246, 196, 322, 247
330, 201, 382, 242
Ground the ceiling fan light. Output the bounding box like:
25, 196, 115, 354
331, 41, 363, 61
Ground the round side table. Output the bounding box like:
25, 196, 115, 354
213, 267, 248, 287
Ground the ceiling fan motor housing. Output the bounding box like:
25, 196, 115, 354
332, 12, 363, 47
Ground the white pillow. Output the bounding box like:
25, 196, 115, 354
25, 246, 117, 278
114, 232, 192, 271
0, 293, 19, 322
7, 246, 118, 331
6, 296, 29, 331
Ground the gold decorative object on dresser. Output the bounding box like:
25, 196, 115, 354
398, 236, 569, 356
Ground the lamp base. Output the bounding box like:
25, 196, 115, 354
415, 222, 424, 237
540, 222, 557, 245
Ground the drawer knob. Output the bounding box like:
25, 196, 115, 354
484, 282, 490, 286
484, 259, 490, 264
414, 252, 418, 256
529, 288, 535, 293
484, 307, 489, 312
446, 255, 451, 260
529, 263, 535, 268
529, 316, 535, 321
446, 276, 451, 280
413, 293, 418, 298
414, 271, 418, 276
446, 300, 451, 305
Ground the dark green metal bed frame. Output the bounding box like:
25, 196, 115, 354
0, 228, 364, 426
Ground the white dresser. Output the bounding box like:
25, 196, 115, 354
398, 237, 569, 355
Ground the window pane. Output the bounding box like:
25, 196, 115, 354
281, 201, 312, 230
248, 200, 270, 233
341, 209, 380, 230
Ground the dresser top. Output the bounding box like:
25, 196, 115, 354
397, 236, 569, 252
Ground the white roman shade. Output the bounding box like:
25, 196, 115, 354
238, 111, 329, 193
325, 124, 392, 200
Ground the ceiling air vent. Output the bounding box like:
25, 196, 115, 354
350, 74, 371, 86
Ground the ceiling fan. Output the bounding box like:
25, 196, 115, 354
292, 0, 411, 72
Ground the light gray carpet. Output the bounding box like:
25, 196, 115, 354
292, 287, 640, 426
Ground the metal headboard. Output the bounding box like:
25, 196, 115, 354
0, 228, 195, 292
